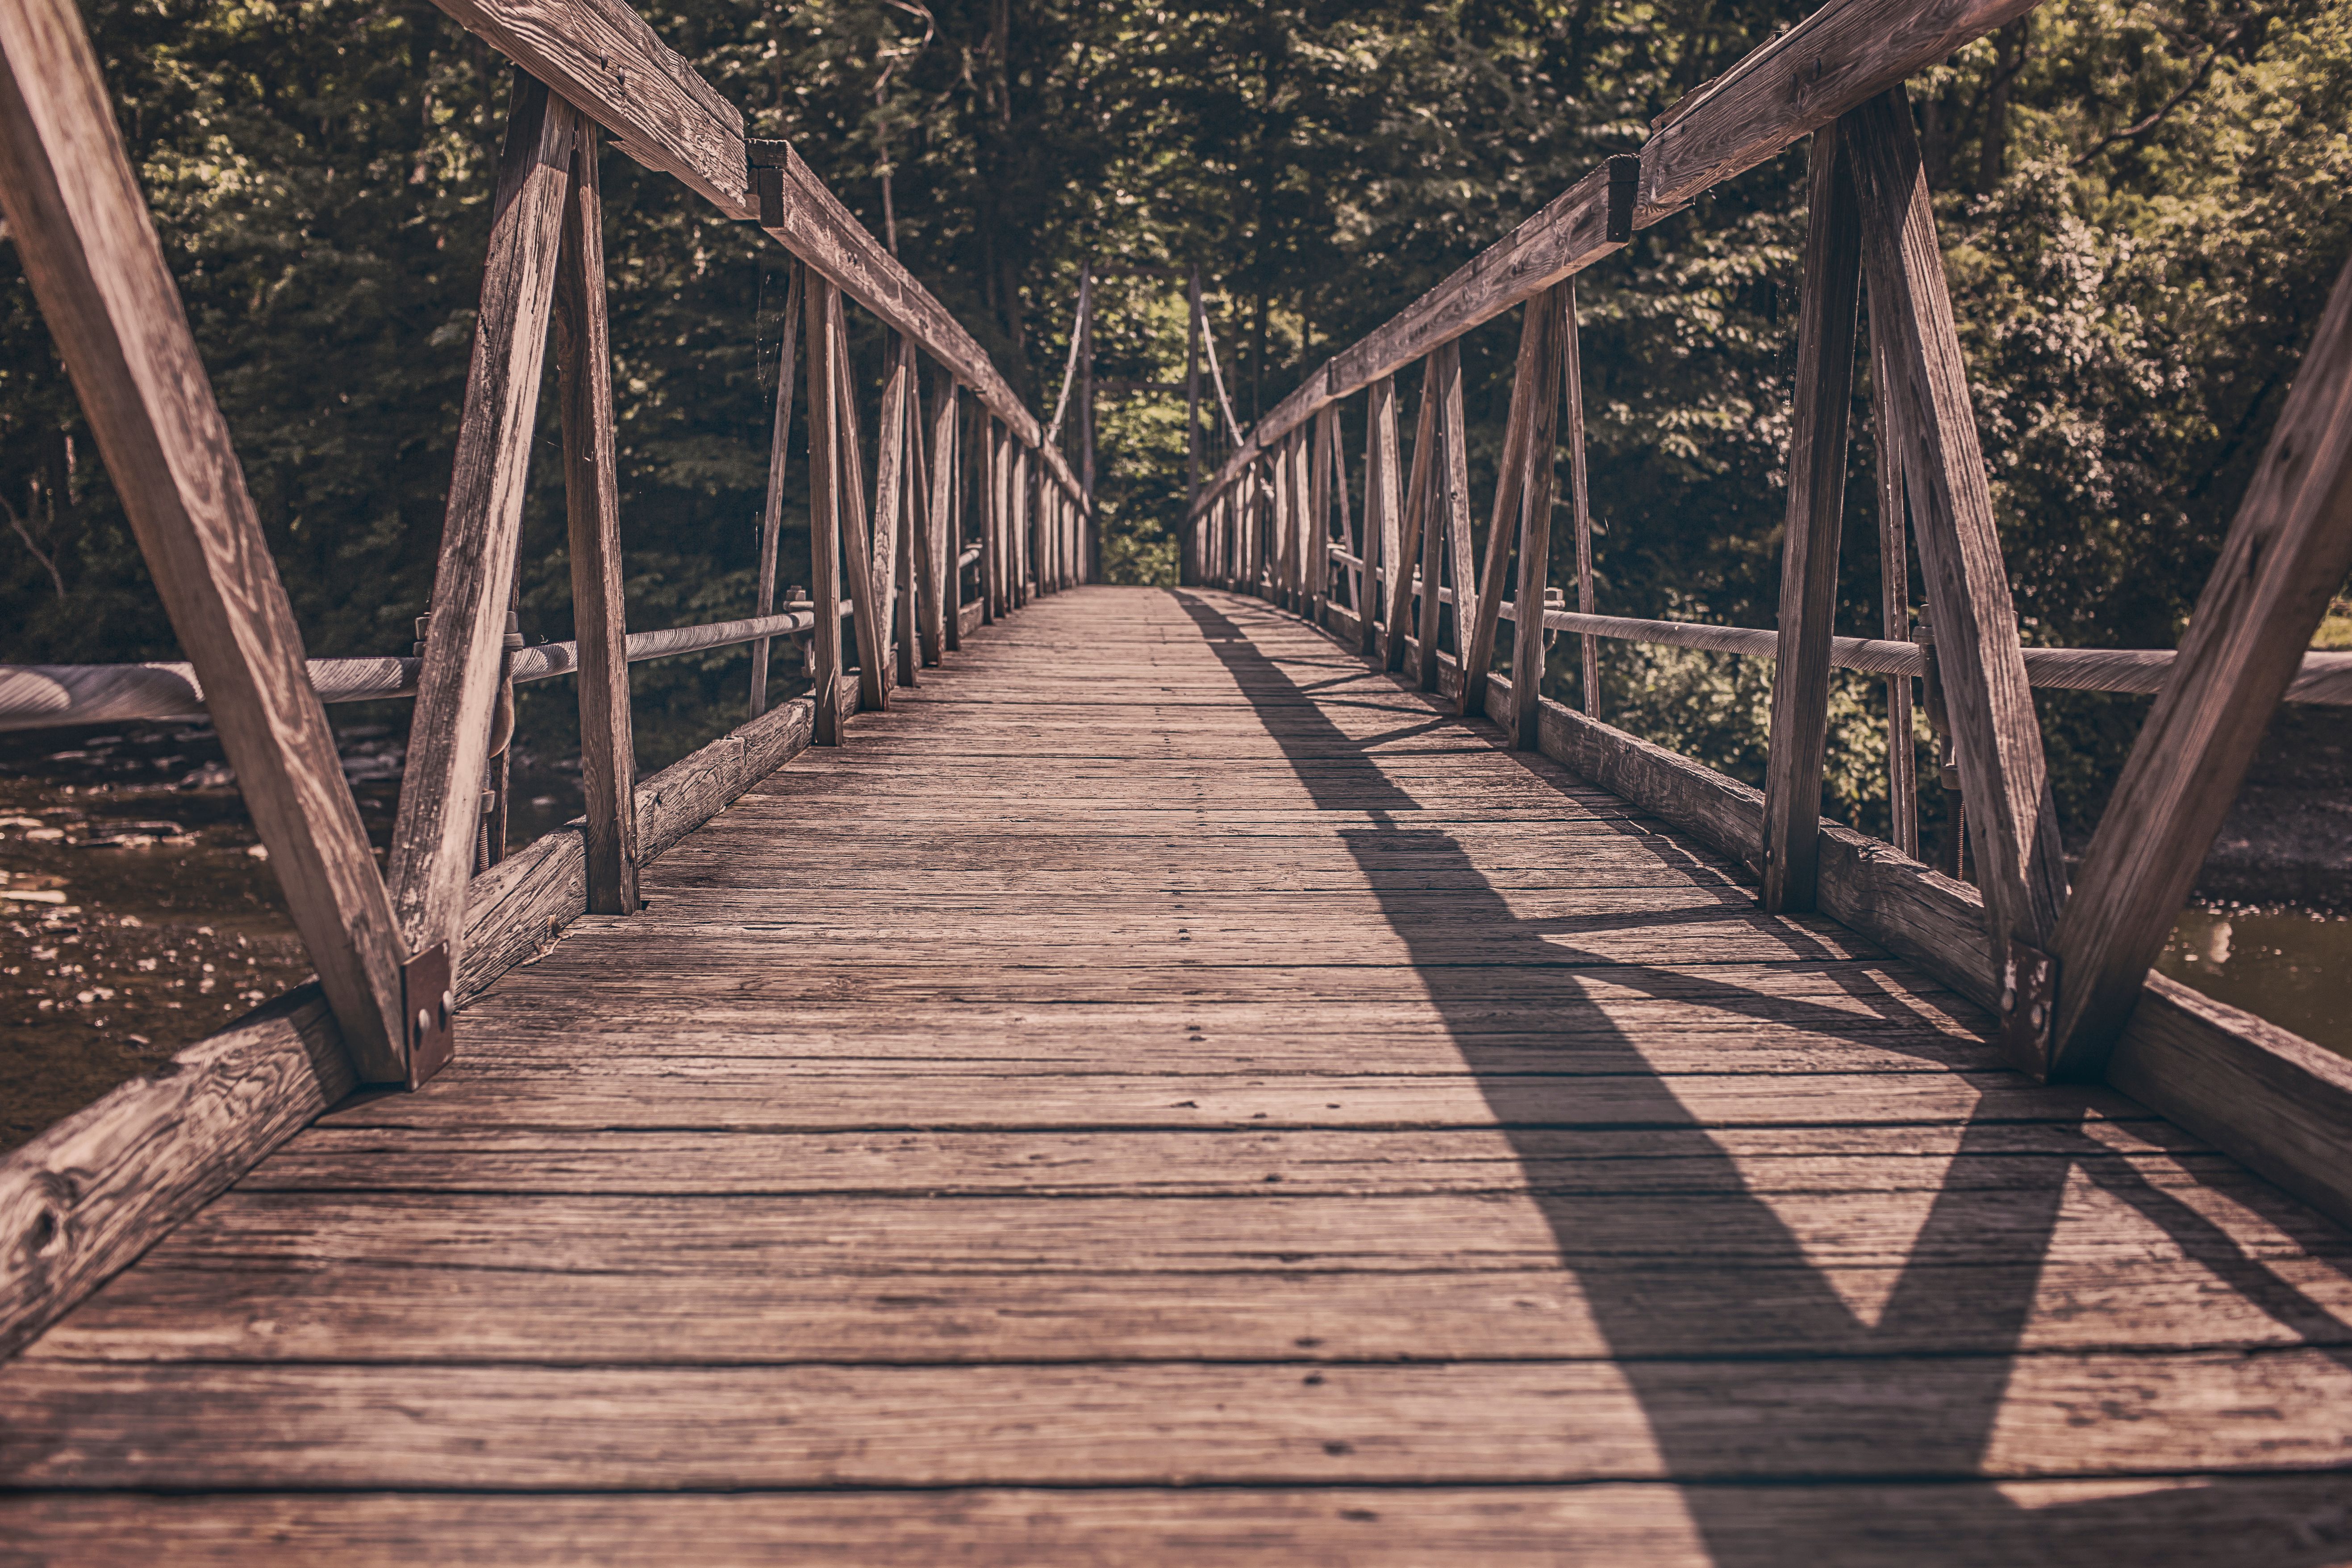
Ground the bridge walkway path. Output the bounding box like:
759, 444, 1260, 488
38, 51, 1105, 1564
4, 586, 2352, 1563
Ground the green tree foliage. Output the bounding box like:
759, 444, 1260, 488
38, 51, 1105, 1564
0, 0, 2343, 817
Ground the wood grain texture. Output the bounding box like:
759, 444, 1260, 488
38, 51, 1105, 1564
1366, 375, 1402, 659
11, 1478, 2352, 1568
805, 278, 848, 744
1760, 124, 1864, 915
1511, 284, 1569, 748
1436, 341, 1477, 703
1846, 87, 2064, 1053
388, 76, 582, 993
8, 590, 2349, 1558
0, 0, 405, 1076
868, 334, 909, 681
1191, 0, 2041, 516
1462, 298, 1551, 717
1636, 0, 2042, 222
2049, 254, 2352, 1077
1872, 297, 1920, 857
0, 988, 350, 1361
830, 287, 889, 714
552, 125, 638, 917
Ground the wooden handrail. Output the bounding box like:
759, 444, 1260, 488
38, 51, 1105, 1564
1189, 0, 2040, 516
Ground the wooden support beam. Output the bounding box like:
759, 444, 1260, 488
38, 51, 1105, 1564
1310, 408, 1335, 616
828, 288, 888, 714
1872, 300, 1920, 857
1365, 377, 1401, 660
1510, 283, 1570, 749
869, 335, 910, 682
1463, 301, 1555, 717
552, 123, 638, 919
1846, 86, 2064, 1069
1760, 122, 1866, 916
1433, 341, 1475, 697
1385, 365, 1439, 673
747, 262, 803, 720
1565, 281, 1599, 717
388, 74, 582, 1063
897, 341, 924, 686
2048, 254, 2352, 1079
804, 276, 849, 744
0, 0, 408, 1078
921, 368, 955, 665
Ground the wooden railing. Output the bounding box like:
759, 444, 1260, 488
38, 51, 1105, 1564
1188, 0, 2352, 1238
0, 0, 1082, 1354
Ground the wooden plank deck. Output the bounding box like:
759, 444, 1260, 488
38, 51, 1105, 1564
6, 586, 2352, 1564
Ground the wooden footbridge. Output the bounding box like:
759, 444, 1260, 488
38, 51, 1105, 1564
7, 0, 2352, 1560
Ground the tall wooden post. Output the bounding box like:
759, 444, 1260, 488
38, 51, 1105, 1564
1386, 363, 1439, 674
748, 262, 803, 720
553, 124, 639, 917
1847, 87, 2065, 1071
0, 0, 408, 1077
805, 277, 849, 744
388, 75, 583, 1058
1185, 270, 1204, 586
922, 369, 955, 662
1566, 281, 1599, 717
1512, 285, 1572, 748
828, 289, 888, 714
1760, 121, 1866, 916
1366, 376, 1401, 660
1872, 311, 1919, 857
2048, 255, 2352, 1079
1464, 299, 1558, 718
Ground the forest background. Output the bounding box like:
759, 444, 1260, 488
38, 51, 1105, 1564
0, 0, 2346, 848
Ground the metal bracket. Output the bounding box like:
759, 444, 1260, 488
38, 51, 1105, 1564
1606, 155, 1643, 243
401, 940, 455, 1090
1998, 939, 2057, 1074
746, 139, 790, 227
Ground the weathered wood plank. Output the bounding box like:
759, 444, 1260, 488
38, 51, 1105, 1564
748, 261, 803, 717
0, 990, 350, 1361
1846, 87, 2064, 1065
1871, 297, 1919, 857
1760, 122, 1864, 915
1365, 376, 1401, 659
831, 287, 889, 713
6, 1349, 2350, 1489
388, 76, 583, 1005
0, 0, 407, 1077
553, 123, 638, 917
1462, 299, 1550, 718
805, 277, 850, 744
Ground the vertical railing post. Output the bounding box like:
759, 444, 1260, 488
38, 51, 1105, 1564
1566, 281, 1599, 718
1761, 120, 1866, 916
827, 288, 889, 714
553, 121, 639, 916
923, 369, 956, 662
748, 262, 804, 720
1366, 376, 1401, 661
387, 74, 583, 1082
1512, 283, 1572, 749
1385, 362, 1438, 674
1185, 270, 1204, 586
1871, 312, 1918, 857
805, 276, 848, 744
1847, 86, 2065, 1071
1464, 299, 1556, 717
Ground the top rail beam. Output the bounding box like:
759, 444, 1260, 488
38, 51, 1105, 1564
1189, 0, 2041, 513
425, 0, 1084, 506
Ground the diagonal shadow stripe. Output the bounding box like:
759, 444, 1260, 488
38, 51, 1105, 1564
1169, 587, 2352, 1566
